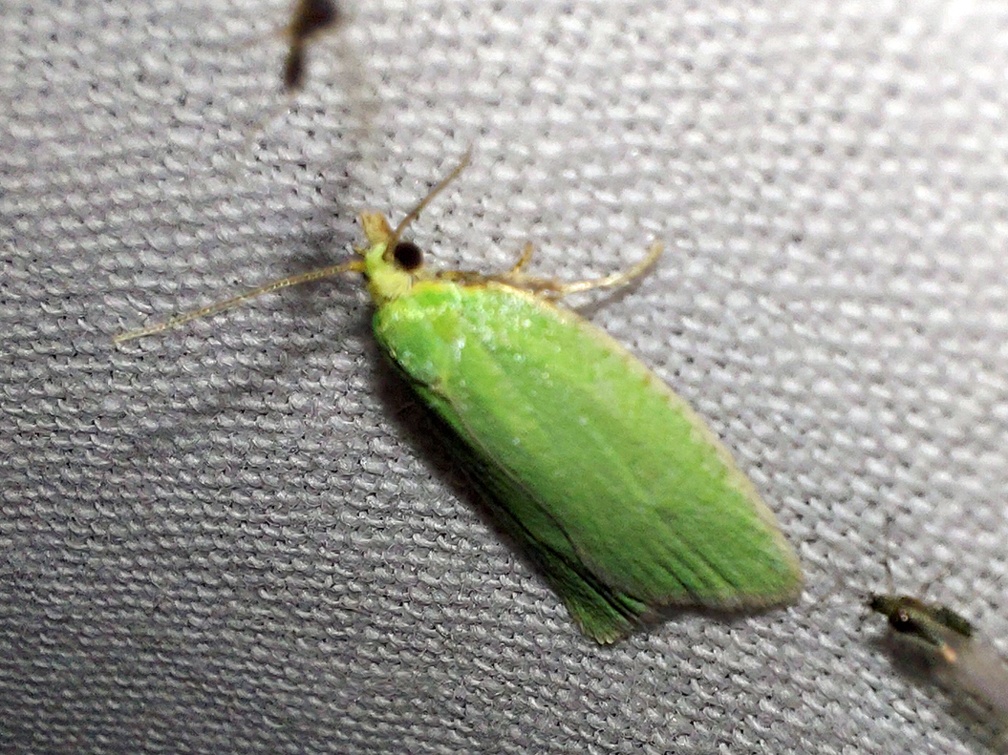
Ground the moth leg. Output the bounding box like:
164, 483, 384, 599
495, 242, 663, 298
551, 242, 663, 297
508, 243, 536, 274
436, 243, 534, 284
443, 242, 663, 297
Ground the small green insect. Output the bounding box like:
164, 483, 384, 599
116, 155, 803, 642
869, 592, 1008, 715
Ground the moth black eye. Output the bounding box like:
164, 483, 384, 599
393, 241, 423, 271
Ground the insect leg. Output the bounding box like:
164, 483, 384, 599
553, 242, 663, 296
508, 243, 536, 274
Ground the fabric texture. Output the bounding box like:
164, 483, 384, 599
3, 1, 1008, 752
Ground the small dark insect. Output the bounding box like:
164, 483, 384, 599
282, 0, 342, 91
865, 512, 1008, 722
869, 593, 975, 663
868, 591, 1008, 715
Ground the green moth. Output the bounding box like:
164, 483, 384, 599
117, 155, 803, 642
869, 592, 1008, 715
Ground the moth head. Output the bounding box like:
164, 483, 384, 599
357, 212, 419, 304
357, 213, 424, 272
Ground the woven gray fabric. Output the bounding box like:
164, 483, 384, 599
4, 0, 1008, 752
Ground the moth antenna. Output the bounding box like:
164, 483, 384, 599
856, 510, 897, 630
883, 509, 897, 595
114, 259, 365, 344
386, 149, 472, 260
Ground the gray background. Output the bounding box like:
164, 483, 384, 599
3, 0, 1008, 752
